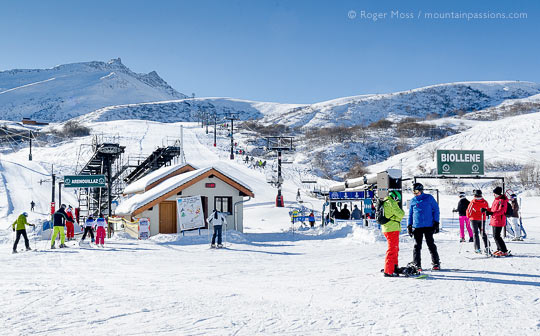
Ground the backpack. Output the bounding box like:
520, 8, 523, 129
376, 199, 389, 225
505, 202, 513, 217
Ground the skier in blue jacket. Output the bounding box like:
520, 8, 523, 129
408, 183, 441, 270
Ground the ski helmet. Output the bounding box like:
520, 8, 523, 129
459, 192, 465, 198
22, 212, 28, 217
60, 204, 67, 209
413, 183, 424, 192
474, 189, 483, 197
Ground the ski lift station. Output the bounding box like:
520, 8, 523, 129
115, 162, 254, 236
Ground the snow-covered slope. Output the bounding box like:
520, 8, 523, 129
1, 118, 539, 335
368, 111, 540, 178
0, 58, 186, 122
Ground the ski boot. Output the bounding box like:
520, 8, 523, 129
59, 244, 68, 248
474, 249, 482, 254
26, 247, 32, 251
460, 238, 465, 243
432, 264, 441, 271
12, 250, 17, 254
384, 272, 399, 277
51, 244, 56, 249
217, 244, 223, 248
469, 237, 474, 242
210, 244, 216, 248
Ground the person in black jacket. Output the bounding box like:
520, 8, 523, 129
453, 192, 473, 242
340, 204, 351, 220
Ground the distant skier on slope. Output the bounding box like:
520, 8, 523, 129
208, 209, 226, 248
481, 187, 509, 257
381, 191, 405, 277
408, 183, 440, 271
51, 204, 69, 249
30, 201, 35, 212
453, 192, 472, 242
466, 189, 490, 254
94, 214, 107, 247
12, 212, 35, 253
65, 205, 76, 241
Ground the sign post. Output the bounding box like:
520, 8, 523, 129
437, 150, 484, 175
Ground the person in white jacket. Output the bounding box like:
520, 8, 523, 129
207, 209, 227, 248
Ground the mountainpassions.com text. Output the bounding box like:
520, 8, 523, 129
348, 10, 528, 22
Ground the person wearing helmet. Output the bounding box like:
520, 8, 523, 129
466, 189, 490, 253
51, 204, 69, 249
381, 190, 405, 277
408, 183, 441, 271
12, 212, 35, 253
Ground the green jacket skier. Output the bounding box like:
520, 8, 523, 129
382, 191, 405, 277
12, 212, 35, 253
381, 194, 405, 233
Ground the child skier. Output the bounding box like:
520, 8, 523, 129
466, 190, 490, 253
453, 192, 473, 242
65, 205, 76, 241
381, 191, 405, 277
94, 214, 107, 247
80, 214, 96, 244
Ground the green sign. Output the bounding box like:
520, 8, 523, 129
64, 175, 106, 188
437, 150, 484, 175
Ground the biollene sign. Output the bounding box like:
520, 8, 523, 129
64, 175, 106, 188
437, 150, 484, 175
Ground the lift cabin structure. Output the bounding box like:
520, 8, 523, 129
77, 137, 125, 235
123, 143, 182, 185
76, 136, 183, 236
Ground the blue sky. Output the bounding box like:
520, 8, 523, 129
1, 0, 538, 103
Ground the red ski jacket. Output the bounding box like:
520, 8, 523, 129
466, 198, 488, 221
489, 195, 508, 227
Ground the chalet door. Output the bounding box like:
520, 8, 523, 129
159, 201, 177, 234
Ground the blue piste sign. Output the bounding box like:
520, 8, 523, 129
329, 191, 374, 200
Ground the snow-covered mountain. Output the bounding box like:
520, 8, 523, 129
69, 80, 540, 129
259, 81, 540, 128
0, 58, 186, 121
3, 58, 539, 129
72, 97, 304, 123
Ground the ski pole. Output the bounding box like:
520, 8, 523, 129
33, 225, 37, 251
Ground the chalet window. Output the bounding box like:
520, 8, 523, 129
214, 196, 232, 215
